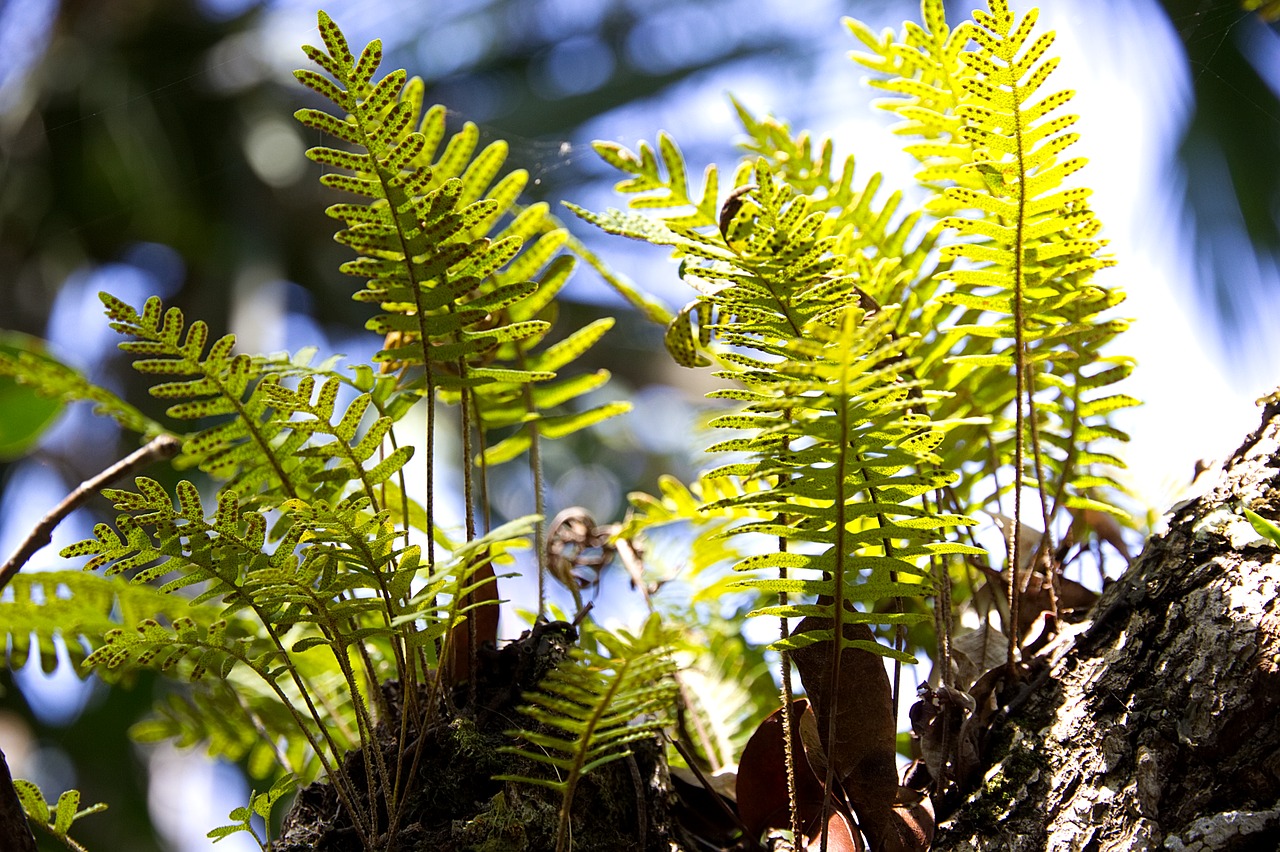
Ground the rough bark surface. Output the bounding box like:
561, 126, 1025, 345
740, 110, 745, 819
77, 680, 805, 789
0, 746, 39, 852
932, 402, 1280, 851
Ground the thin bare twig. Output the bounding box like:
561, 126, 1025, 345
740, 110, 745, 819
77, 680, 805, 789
0, 434, 181, 592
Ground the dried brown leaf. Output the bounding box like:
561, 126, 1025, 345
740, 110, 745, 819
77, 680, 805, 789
736, 698, 826, 842
804, 808, 865, 852
791, 617, 898, 849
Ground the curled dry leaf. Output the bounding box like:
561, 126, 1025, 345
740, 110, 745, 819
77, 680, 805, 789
910, 683, 978, 794
884, 786, 934, 852
798, 702, 830, 783
936, 623, 1009, 692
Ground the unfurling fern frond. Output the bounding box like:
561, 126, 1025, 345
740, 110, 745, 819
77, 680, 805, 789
498, 614, 677, 852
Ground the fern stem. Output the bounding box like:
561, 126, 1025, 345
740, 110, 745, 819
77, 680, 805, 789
238, 636, 371, 843
456, 373, 483, 707
776, 414, 803, 845
1026, 366, 1054, 541
817, 323, 857, 852
305, 584, 397, 829
520, 377, 549, 620
929, 491, 955, 689
472, 396, 493, 535
778, 635, 802, 846
339, 69, 445, 716
1008, 28, 1031, 670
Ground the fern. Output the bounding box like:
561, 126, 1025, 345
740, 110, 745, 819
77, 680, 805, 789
731, 98, 941, 310
577, 151, 981, 661
13, 781, 106, 852
206, 775, 296, 849
100, 293, 308, 500
497, 613, 677, 852
854, 0, 1137, 529
2, 570, 194, 673
0, 348, 168, 439
0, 3, 1146, 848
296, 13, 629, 623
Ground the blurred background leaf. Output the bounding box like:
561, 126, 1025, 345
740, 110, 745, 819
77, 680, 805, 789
0, 333, 64, 460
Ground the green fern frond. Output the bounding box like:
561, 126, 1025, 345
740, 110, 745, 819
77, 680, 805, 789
582, 148, 981, 659
85, 615, 259, 682
497, 613, 677, 852
0, 570, 196, 674
396, 515, 537, 665
668, 621, 776, 771
593, 132, 720, 227
621, 473, 767, 605
134, 686, 314, 780
925, 1, 1134, 523
730, 98, 940, 308
261, 376, 414, 503
297, 14, 551, 380
13, 780, 106, 851
847, 0, 1137, 533
100, 293, 305, 501
847, 0, 979, 181
0, 346, 168, 439
710, 312, 981, 662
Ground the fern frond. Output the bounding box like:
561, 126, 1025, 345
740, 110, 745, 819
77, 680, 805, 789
134, 685, 317, 780
582, 149, 981, 660
730, 98, 940, 312
100, 293, 306, 502
923, 1, 1134, 526
13, 780, 106, 850
297, 15, 555, 380
497, 613, 677, 852
396, 514, 537, 660
0, 570, 196, 674
712, 312, 981, 661
261, 376, 414, 504
621, 473, 765, 605
669, 621, 775, 771
847, 1, 1137, 537
0, 346, 168, 439
846, 0, 980, 182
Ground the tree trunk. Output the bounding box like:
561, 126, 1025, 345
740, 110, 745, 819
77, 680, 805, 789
0, 746, 39, 852
932, 401, 1280, 851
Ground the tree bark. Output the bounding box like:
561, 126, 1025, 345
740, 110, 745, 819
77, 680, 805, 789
932, 401, 1280, 851
0, 746, 39, 852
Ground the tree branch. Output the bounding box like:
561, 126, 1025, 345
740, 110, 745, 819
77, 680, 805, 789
0, 434, 181, 592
